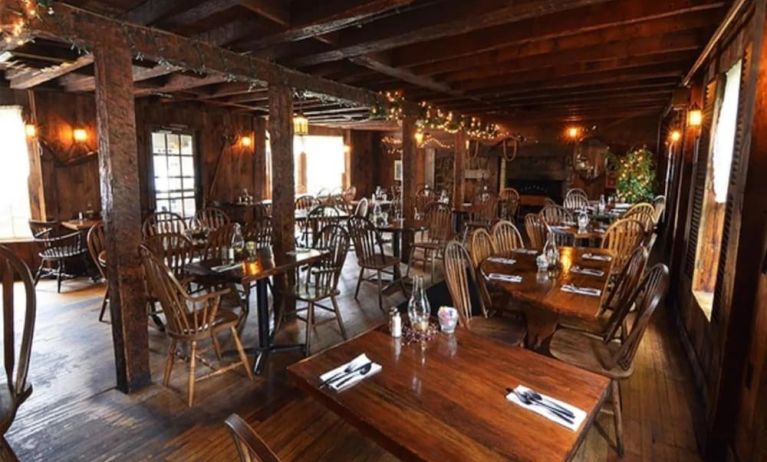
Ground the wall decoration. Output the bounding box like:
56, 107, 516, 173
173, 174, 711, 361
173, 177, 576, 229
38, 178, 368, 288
613, 146, 656, 202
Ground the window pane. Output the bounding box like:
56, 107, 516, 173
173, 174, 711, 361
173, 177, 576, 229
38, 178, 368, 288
168, 156, 181, 175
153, 156, 167, 179
180, 135, 193, 155
151, 132, 166, 154
167, 134, 180, 154
181, 156, 194, 176
183, 199, 196, 216
712, 61, 742, 203
0, 106, 32, 239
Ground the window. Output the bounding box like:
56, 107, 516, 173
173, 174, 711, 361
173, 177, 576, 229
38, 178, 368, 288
0, 106, 32, 239
151, 130, 197, 217
692, 60, 742, 319
293, 135, 345, 195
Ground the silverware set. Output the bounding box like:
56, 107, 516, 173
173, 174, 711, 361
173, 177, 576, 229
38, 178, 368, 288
561, 284, 601, 297
507, 388, 575, 425
321, 362, 373, 389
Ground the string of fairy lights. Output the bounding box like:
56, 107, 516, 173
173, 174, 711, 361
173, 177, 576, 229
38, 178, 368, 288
370, 90, 504, 141
1, 0, 54, 46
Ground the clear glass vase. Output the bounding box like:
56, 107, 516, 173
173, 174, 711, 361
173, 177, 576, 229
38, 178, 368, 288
407, 276, 431, 331
543, 232, 560, 268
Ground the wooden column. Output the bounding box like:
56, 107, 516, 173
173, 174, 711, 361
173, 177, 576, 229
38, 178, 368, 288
253, 116, 267, 201
268, 84, 296, 304
94, 38, 150, 392
454, 130, 467, 206
401, 116, 417, 261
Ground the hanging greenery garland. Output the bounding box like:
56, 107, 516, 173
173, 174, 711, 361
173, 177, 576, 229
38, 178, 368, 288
369, 90, 503, 141
614, 146, 656, 203
1, 0, 54, 46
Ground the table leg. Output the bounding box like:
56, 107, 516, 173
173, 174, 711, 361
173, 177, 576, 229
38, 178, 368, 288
253, 278, 270, 374
393, 230, 401, 259
524, 309, 559, 349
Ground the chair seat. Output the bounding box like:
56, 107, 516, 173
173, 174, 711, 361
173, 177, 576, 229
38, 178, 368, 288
549, 328, 633, 379
294, 285, 339, 301
412, 240, 445, 251
467, 315, 526, 347
558, 312, 612, 336
39, 245, 87, 259
358, 254, 400, 270
176, 308, 239, 337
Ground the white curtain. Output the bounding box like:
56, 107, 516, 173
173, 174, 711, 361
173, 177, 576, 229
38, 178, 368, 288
712, 60, 742, 203
0, 106, 31, 239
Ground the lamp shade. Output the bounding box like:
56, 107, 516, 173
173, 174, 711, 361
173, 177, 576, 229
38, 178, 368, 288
293, 115, 309, 136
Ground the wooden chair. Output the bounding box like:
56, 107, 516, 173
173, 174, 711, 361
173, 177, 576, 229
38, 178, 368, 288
243, 217, 272, 249
225, 414, 281, 462
491, 221, 524, 254
143, 233, 197, 282
0, 245, 36, 462
293, 225, 350, 355
353, 198, 369, 218
30, 221, 89, 293
141, 248, 254, 407
652, 195, 666, 224
415, 185, 436, 214
193, 207, 230, 231
203, 223, 236, 260
443, 241, 526, 346
499, 188, 520, 221
549, 264, 669, 456
564, 189, 589, 210
302, 205, 341, 248
295, 195, 315, 212
549, 226, 575, 247
469, 228, 496, 309
624, 202, 655, 232
142, 211, 188, 238
559, 246, 649, 339
406, 202, 453, 281
347, 217, 407, 312
601, 218, 646, 276
543, 197, 557, 207
87, 223, 109, 322
524, 213, 547, 249
462, 193, 498, 241
539, 204, 573, 226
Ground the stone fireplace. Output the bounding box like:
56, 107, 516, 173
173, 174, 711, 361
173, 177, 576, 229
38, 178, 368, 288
503, 143, 570, 211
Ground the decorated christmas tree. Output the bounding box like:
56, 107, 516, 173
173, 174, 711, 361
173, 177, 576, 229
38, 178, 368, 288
615, 147, 656, 203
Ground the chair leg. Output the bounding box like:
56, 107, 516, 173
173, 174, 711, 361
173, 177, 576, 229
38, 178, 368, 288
405, 245, 417, 279
187, 340, 197, 407
305, 302, 315, 356
611, 379, 624, 456
376, 270, 385, 312
33, 262, 44, 286
98, 288, 109, 322
163, 339, 177, 387
230, 326, 255, 381
211, 334, 223, 360
394, 264, 408, 298
57, 260, 63, 293
331, 295, 347, 340
354, 268, 364, 300
0, 436, 19, 462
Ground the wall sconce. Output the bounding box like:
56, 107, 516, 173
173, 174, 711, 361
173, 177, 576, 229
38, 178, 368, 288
343, 144, 351, 154
566, 126, 581, 141
669, 129, 682, 143
293, 114, 309, 136
239, 135, 253, 148
25, 124, 36, 138
73, 127, 88, 143
688, 105, 703, 128
414, 130, 424, 146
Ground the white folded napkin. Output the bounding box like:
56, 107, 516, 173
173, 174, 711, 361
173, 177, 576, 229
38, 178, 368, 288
487, 273, 522, 283
582, 253, 612, 262
550, 225, 570, 231
488, 257, 517, 265
211, 262, 241, 272
506, 385, 587, 431
512, 248, 538, 255
561, 284, 602, 297
319, 354, 382, 392
571, 266, 605, 277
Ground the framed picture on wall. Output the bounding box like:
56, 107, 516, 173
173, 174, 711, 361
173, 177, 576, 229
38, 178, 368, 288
394, 160, 403, 181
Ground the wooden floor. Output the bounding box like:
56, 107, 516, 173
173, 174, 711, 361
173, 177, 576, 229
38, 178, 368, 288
7, 248, 705, 461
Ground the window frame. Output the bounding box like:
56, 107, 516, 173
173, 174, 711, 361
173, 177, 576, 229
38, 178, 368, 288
146, 127, 201, 218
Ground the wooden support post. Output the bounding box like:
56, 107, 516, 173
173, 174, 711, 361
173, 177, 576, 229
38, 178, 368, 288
401, 116, 417, 262
253, 117, 267, 201
268, 84, 296, 307
94, 38, 150, 392
454, 130, 467, 207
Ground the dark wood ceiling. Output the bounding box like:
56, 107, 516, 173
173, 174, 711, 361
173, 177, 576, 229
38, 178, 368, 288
1, 0, 731, 128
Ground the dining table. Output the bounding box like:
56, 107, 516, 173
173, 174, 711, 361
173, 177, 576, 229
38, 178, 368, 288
549, 223, 607, 246
61, 218, 101, 231
288, 324, 610, 462
185, 246, 327, 374
480, 246, 614, 348
375, 218, 427, 260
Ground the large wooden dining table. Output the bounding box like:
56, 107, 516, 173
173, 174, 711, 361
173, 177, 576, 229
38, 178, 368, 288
288, 325, 610, 461
185, 247, 326, 373
480, 247, 614, 347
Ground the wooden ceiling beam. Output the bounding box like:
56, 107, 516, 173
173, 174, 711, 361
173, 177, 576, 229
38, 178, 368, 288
9, 54, 94, 89
287, 0, 615, 67
125, 0, 195, 26
135, 74, 229, 96
168, 0, 240, 26
239, 0, 415, 50
391, 0, 725, 67
59, 64, 184, 92
239, 0, 290, 26
13, 1, 393, 108
444, 51, 693, 87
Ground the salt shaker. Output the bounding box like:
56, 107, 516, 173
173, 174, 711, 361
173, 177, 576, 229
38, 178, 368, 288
389, 308, 402, 338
